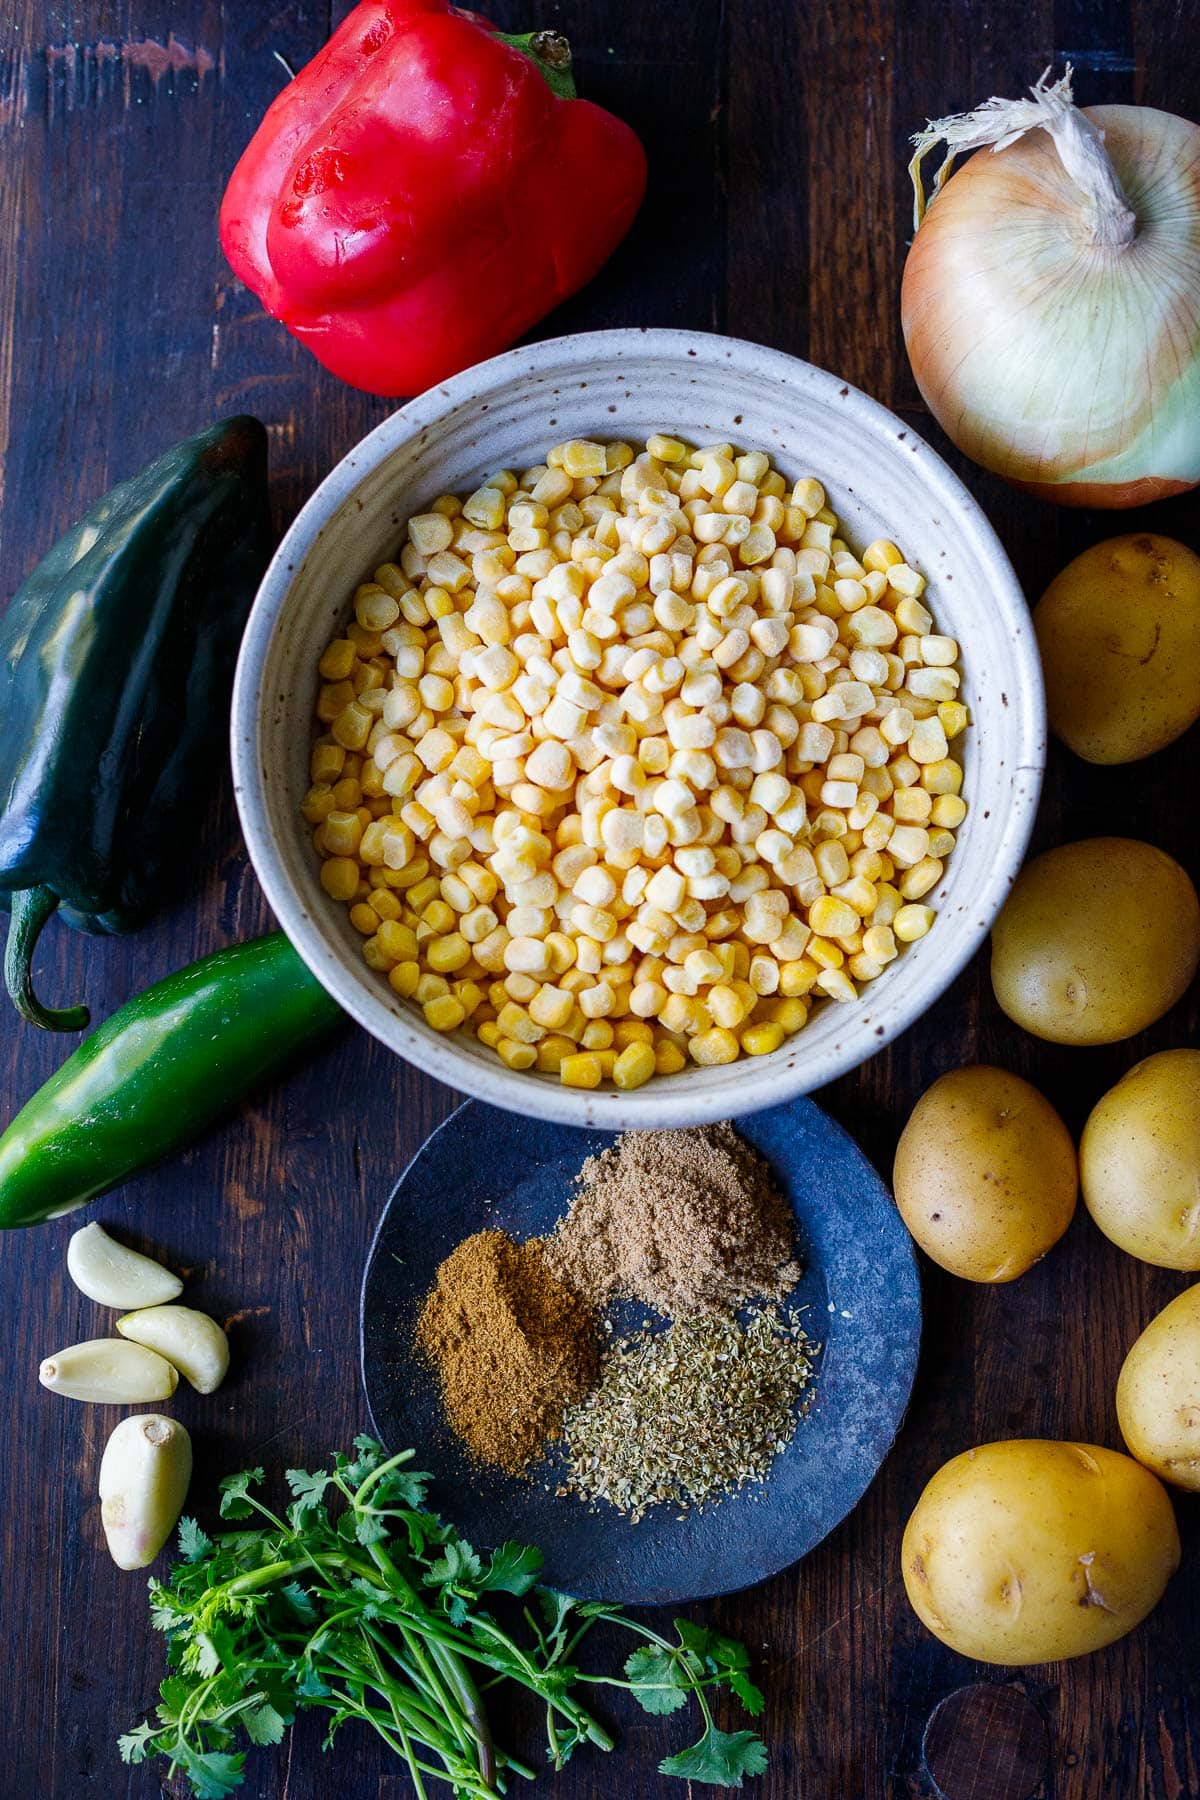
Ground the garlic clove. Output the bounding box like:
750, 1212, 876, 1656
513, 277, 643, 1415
99, 1414, 193, 1569
66, 1222, 183, 1310
116, 1305, 230, 1395
39, 1339, 178, 1403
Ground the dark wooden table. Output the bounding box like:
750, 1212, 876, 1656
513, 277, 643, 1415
2, 3, 1198, 1796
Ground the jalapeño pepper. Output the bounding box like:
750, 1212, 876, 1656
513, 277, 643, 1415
0, 934, 343, 1228
0, 417, 274, 1030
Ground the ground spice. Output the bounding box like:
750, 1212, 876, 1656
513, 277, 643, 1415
561, 1307, 817, 1520
416, 1230, 599, 1474
542, 1124, 802, 1316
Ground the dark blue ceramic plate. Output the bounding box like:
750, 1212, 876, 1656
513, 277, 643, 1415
360, 1098, 921, 1606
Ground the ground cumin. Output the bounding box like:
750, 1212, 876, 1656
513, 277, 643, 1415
416, 1229, 599, 1474
542, 1123, 801, 1316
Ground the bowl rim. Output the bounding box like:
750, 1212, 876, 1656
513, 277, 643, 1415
232, 326, 1044, 1126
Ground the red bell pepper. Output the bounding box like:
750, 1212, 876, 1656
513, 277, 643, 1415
219, 0, 646, 396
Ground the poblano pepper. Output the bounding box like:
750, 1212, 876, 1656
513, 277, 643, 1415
0, 416, 274, 1030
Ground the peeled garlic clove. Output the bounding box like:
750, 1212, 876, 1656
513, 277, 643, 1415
99, 1414, 193, 1569
66, 1222, 183, 1310
39, 1339, 178, 1403
117, 1305, 230, 1394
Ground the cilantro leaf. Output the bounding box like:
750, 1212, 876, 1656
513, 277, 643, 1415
353, 1511, 390, 1547
533, 1587, 576, 1658
478, 1541, 543, 1596
243, 1701, 289, 1747
537, 1588, 575, 1630
371, 1465, 432, 1511
155, 1677, 193, 1725
727, 1671, 766, 1717
178, 1746, 247, 1798
659, 1725, 769, 1787
624, 1644, 691, 1715
218, 1469, 264, 1521
424, 1540, 483, 1588
149, 1584, 183, 1633
285, 1468, 331, 1517
279, 1582, 317, 1624
345, 1446, 378, 1486
295, 1663, 332, 1699
670, 1619, 762, 1713
177, 1518, 213, 1564
674, 1619, 750, 1672
117, 1723, 157, 1764
193, 1633, 223, 1679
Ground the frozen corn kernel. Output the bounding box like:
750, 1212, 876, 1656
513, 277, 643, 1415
535, 1035, 575, 1073
894, 903, 936, 942
320, 857, 361, 901
307, 435, 967, 1088
931, 794, 967, 829
741, 1020, 785, 1057
862, 538, 903, 574
388, 961, 420, 998
809, 895, 859, 938
651, 1039, 685, 1075
817, 966, 858, 1002
424, 994, 466, 1031
921, 758, 963, 796
560, 1051, 603, 1088
899, 857, 943, 900
684, 1026, 736, 1066
613, 1041, 657, 1089
938, 700, 970, 739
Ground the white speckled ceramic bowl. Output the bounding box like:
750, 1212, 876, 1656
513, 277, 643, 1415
232, 328, 1044, 1127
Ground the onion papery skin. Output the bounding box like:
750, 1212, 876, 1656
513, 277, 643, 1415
902, 105, 1200, 507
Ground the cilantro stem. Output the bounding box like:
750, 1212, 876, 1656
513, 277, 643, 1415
220, 1550, 377, 1598
355, 1529, 497, 1786
358, 1637, 434, 1799
424, 1637, 496, 1787
459, 1614, 615, 1750
366, 1621, 488, 1775
392, 1714, 429, 1800
321, 1688, 487, 1794
353, 1447, 418, 1508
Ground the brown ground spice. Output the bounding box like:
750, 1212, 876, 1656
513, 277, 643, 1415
542, 1123, 801, 1316
416, 1229, 599, 1473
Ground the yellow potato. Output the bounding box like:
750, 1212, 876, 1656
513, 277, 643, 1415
991, 838, 1200, 1045
902, 1440, 1180, 1665
892, 1065, 1076, 1282
1117, 1285, 1200, 1491
1081, 1050, 1200, 1269
1035, 534, 1200, 764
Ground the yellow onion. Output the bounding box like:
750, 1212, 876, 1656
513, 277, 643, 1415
902, 69, 1200, 507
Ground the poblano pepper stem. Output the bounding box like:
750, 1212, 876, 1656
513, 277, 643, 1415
4, 886, 90, 1031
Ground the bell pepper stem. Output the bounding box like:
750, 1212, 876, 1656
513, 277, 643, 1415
4, 886, 90, 1032
497, 29, 576, 101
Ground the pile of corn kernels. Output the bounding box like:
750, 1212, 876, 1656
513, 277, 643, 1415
302, 436, 968, 1090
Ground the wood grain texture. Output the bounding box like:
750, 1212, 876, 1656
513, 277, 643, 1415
0, 1, 1197, 1795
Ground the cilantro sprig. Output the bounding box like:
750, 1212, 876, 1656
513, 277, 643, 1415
119, 1438, 767, 1794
